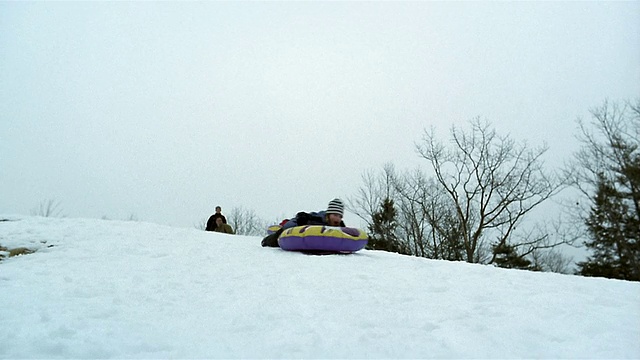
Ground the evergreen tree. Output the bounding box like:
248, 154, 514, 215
492, 242, 534, 270
570, 100, 640, 281
367, 198, 408, 254
578, 174, 640, 281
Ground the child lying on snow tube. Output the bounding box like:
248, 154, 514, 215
261, 198, 367, 252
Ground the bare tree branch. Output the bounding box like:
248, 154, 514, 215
30, 199, 64, 218
228, 207, 268, 236
416, 118, 563, 263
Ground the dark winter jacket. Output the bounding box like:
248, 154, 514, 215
205, 213, 227, 231
282, 211, 345, 229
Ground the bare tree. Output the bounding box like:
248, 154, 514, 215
530, 247, 573, 274
349, 119, 572, 271
499, 216, 579, 270
393, 169, 433, 257
30, 199, 64, 218
416, 118, 566, 264
228, 207, 268, 236
348, 163, 397, 230
195, 218, 208, 230
350, 164, 461, 259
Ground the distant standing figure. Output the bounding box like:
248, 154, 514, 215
213, 217, 234, 234
206, 206, 227, 231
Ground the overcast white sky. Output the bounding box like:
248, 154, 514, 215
2, 2, 639, 228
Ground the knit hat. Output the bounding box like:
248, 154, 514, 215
326, 198, 344, 217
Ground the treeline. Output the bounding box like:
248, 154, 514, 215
350, 99, 639, 282
28, 99, 639, 282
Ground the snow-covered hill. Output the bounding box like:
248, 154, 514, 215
1, 216, 638, 359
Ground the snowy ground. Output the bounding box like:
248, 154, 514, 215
0, 216, 638, 359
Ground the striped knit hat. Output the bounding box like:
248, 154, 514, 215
326, 198, 344, 217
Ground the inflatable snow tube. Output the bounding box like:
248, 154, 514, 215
278, 225, 368, 253
267, 224, 282, 235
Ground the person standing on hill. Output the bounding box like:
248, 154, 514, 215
206, 206, 227, 231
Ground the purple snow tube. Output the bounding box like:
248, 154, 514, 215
278, 225, 368, 253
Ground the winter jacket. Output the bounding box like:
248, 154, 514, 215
213, 223, 234, 234
282, 211, 345, 229
205, 213, 227, 231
